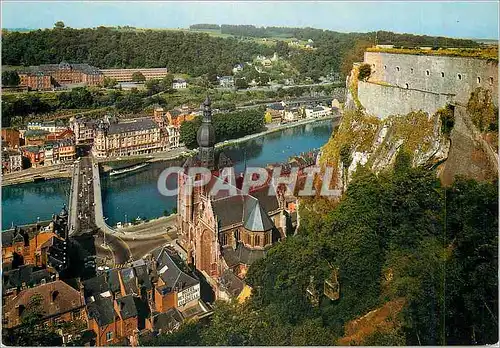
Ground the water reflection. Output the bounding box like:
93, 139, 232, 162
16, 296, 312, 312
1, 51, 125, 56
3, 120, 334, 228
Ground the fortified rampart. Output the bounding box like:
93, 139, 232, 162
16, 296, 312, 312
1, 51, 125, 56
360, 51, 498, 118
358, 81, 455, 119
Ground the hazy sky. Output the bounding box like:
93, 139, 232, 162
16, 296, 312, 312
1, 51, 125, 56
2, 1, 499, 39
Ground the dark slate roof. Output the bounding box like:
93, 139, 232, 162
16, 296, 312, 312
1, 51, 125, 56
151, 309, 183, 332
120, 267, 139, 295
220, 269, 245, 297
2, 265, 54, 291
268, 103, 285, 111
248, 185, 280, 214
134, 264, 153, 291
156, 248, 198, 292
107, 269, 121, 293
107, 118, 158, 135
116, 295, 138, 320
212, 195, 246, 227
83, 274, 110, 299
87, 296, 116, 327
243, 198, 274, 232
222, 244, 267, 268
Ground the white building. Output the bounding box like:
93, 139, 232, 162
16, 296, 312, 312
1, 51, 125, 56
305, 105, 332, 119
232, 64, 244, 74
172, 78, 187, 89
27, 122, 66, 134
166, 125, 180, 148
219, 76, 235, 88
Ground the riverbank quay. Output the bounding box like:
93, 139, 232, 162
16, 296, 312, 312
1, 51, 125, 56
2, 163, 72, 187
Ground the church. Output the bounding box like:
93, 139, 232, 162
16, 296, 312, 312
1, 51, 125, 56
177, 96, 293, 298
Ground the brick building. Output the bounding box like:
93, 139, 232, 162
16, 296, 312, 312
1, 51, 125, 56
1, 128, 21, 148
18, 71, 53, 90
100, 68, 169, 82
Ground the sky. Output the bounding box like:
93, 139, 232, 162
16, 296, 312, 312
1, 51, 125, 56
2, 1, 499, 39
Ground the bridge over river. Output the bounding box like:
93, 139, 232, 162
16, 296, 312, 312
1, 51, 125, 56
68, 157, 178, 266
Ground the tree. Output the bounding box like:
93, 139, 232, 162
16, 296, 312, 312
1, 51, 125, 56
357, 63, 371, 81
235, 78, 248, 90
2, 294, 63, 346
131, 71, 146, 83
2, 70, 20, 87
54, 21, 65, 29
103, 77, 117, 88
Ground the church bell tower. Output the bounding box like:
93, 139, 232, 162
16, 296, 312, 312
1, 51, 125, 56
196, 96, 216, 170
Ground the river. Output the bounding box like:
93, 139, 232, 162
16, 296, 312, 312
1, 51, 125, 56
2, 119, 334, 229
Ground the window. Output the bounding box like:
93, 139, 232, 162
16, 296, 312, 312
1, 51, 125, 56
234, 229, 240, 242
396, 66, 400, 72
255, 235, 261, 246
441, 72, 445, 78
457, 74, 462, 80
489, 77, 494, 85
477, 77, 481, 84
106, 332, 113, 342
383, 65, 387, 70
405, 83, 409, 89
220, 233, 228, 246
51, 291, 59, 302
426, 70, 430, 76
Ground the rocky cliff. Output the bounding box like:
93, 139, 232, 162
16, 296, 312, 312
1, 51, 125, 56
319, 64, 498, 190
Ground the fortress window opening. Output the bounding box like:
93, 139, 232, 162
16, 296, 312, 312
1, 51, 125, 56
410, 68, 414, 74
384, 65, 387, 70
426, 70, 430, 76
489, 77, 494, 85
405, 83, 409, 89
441, 72, 445, 78
477, 77, 481, 84
457, 74, 462, 80
396, 66, 400, 72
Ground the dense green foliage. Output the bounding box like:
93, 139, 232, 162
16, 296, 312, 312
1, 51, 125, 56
2, 295, 63, 346
179, 108, 265, 149
437, 104, 455, 135
3, 26, 479, 81
146, 154, 497, 345
2, 70, 20, 86
357, 63, 371, 81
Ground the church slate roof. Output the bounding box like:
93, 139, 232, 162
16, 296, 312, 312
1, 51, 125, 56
222, 244, 268, 268
243, 198, 274, 232
212, 195, 246, 227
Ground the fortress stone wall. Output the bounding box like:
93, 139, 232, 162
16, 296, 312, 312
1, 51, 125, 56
363, 51, 498, 111
358, 81, 454, 119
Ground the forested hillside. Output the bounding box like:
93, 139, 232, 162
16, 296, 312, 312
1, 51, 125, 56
142, 158, 498, 345
2, 26, 480, 79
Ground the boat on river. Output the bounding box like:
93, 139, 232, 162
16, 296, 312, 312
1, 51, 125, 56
109, 163, 149, 177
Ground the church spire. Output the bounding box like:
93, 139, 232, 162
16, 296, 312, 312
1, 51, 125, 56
196, 94, 216, 169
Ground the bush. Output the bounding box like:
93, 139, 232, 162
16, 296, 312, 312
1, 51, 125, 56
357, 64, 371, 81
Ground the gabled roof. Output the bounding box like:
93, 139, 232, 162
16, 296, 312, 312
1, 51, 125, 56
107, 268, 121, 293
87, 296, 116, 327
151, 308, 183, 332
83, 274, 109, 299
120, 267, 139, 295
4, 280, 84, 326
243, 198, 274, 232
156, 248, 198, 292
220, 269, 245, 297
2, 265, 55, 292
134, 264, 152, 291
116, 295, 138, 320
